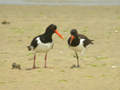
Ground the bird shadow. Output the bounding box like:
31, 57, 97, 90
25, 67, 40, 71
70, 64, 80, 69
25, 66, 54, 70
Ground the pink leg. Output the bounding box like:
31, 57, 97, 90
44, 53, 47, 68
33, 53, 36, 69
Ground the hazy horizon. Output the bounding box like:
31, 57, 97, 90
0, 0, 120, 5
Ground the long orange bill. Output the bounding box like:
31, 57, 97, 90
54, 30, 64, 40
70, 35, 75, 44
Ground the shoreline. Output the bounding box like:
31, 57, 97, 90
0, 1, 120, 6
0, 4, 120, 7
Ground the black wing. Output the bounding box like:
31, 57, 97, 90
78, 34, 94, 47
30, 36, 39, 49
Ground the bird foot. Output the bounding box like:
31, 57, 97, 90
77, 65, 80, 68
44, 66, 48, 68
70, 64, 76, 69
32, 67, 36, 69
73, 55, 77, 58
70, 64, 80, 69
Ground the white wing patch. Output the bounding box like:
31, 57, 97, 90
36, 37, 41, 44
80, 39, 85, 46
35, 37, 54, 53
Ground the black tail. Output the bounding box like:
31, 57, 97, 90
90, 40, 94, 44
27, 46, 32, 51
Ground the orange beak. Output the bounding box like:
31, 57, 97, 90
54, 30, 64, 40
70, 35, 75, 44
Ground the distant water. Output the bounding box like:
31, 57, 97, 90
0, 0, 120, 5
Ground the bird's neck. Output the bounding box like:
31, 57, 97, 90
41, 32, 53, 43
73, 37, 79, 42
70, 37, 80, 46
44, 31, 54, 38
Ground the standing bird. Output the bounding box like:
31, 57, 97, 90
68, 29, 94, 68
27, 24, 64, 69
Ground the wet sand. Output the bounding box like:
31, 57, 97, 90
0, 5, 120, 90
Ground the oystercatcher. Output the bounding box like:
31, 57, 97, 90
68, 29, 94, 68
27, 24, 64, 69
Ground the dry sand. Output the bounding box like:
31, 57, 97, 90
0, 5, 120, 90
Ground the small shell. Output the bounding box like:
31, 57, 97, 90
112, 65, 117, 69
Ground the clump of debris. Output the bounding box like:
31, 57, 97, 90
1, 20, 10, 24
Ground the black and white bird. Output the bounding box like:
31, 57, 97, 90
27, 24, 64, 69
68, 29, 94, 68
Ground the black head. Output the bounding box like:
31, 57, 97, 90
69, 29, 79, 45
44, 24, 64, 39
46, 24, 57, 34
70, 29, 78, 37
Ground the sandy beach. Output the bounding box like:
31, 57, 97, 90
0, 5, 120, 90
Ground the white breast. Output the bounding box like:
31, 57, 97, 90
69, 39, 85, 52
35, 37, 54, 53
